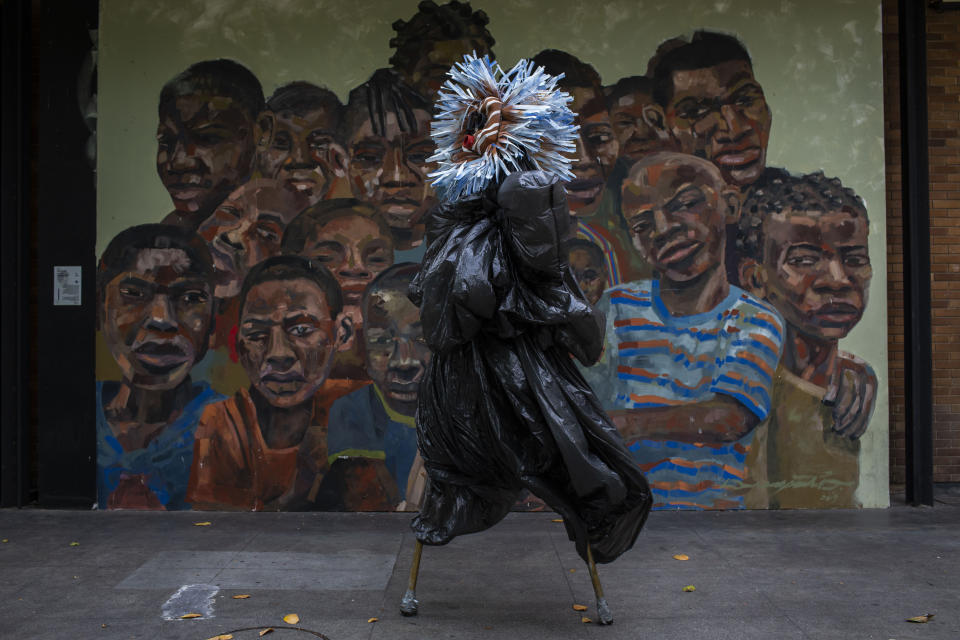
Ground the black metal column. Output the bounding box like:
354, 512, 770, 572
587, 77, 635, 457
899, 0, 934, 506
33, 0, 99, 507
1, 0, 32, 508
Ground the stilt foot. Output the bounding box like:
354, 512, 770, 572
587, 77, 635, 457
399, 589, 419, 616
400, 539, 423, 616
595, 596, 613, 625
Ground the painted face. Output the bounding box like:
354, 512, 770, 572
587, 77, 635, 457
664, 60, 772, 189
156, 92, 257, 218
363, 286, 431, 415
101, 248, 213, 391
566, 87, 618, 217
760, 209, 871, 340
569, 245, 607, 306
404, 39, 492, 98
198, 181, 307, 299
238, 278, 340, 408
611, 88, 673, 164
297, 214, 394, 313
258, 108, 345, 204
347, 110, 436, 232
621, 154, 730, 282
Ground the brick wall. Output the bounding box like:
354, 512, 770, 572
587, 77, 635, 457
928, 6, 960, 483
883, 1, 960, 486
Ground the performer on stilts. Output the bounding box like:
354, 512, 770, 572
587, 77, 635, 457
401, 53, 652, 625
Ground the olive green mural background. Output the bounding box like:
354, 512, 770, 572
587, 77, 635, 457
97, 0, 889, 507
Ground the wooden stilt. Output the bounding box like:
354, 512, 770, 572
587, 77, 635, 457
586, 544, 613, 625
399, 539, 423, 616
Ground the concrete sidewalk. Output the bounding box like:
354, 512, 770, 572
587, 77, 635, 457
1, 502, 958, 640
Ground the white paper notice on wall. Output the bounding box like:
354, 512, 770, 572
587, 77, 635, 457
54, 266, 82, 306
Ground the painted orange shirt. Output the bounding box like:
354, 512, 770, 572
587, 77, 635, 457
187, 379, 368, 510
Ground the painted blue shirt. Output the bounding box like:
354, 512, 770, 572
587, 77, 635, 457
394, 244, 426, 264
583, 278, 785, 510
588, 278, 784, 418
96, 380, 224, 510
326, 383, 419, 500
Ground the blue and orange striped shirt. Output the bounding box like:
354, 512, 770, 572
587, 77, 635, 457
583, 279, 785, 510
590, 278, 784, 418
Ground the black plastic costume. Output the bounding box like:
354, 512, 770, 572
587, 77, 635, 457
409, 171, 652, 564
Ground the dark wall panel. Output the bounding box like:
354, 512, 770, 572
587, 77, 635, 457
33, 0, 99, 507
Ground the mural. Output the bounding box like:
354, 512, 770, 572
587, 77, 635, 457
97, 0, 887, 511
96, 224, 223, 509
737, 171, 875, 507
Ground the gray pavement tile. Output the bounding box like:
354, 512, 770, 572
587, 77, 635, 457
223, 549, 394, 572
6, 619, 175, 640
211, 588, 386, 617
613, 613, 809, 640
116, 566, 224, 589
371, 595, 589, 638
797, 610, 959, 640
115, 550, 397, 591
5, 564, 132, 592
584, 574, 784, 623
238, 530, 404, 555
2, 506, 959, 639
213, 565, 388, 591
178, 613, 380, 640
768, 581, 959, 626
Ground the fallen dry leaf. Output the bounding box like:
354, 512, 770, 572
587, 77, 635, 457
69, 541, 80, 547
206, 635, 233, 640
283, 613, 300, 625
673, 554, 689, 561
259, 629, 274, 637
572, 604, 588, 612
180, 613, 202, 619
569, 568, 576, 573
2, 539, 8, 543
581, 616, 592, 624
906, 614, 934, 623
232, 594, 251, 599
682, 585, 696, 592
194, 521, 212, 527
551, 518, 563, 523
368, 617, 378, 623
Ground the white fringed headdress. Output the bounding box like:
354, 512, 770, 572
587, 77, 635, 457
428, 53, 579, 202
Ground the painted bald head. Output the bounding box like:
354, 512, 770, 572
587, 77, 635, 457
621, 152, 739, 282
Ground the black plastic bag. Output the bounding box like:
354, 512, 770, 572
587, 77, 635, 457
409, 171, 651, 564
